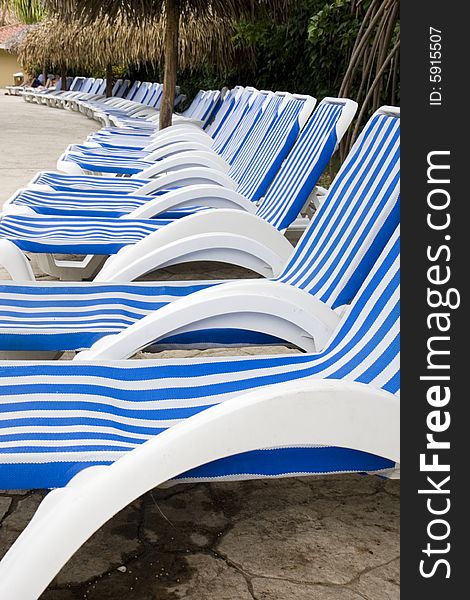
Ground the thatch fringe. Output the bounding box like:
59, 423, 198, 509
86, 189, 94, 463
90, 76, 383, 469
18, 12, 250, 71
42, 1, 295, 23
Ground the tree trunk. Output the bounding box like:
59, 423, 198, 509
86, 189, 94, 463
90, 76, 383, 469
42, 63, 47, 88
159, 0, 180, 130
106, 64, 113, 98
60, 66, 68, 91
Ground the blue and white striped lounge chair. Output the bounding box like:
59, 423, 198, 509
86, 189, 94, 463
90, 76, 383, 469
55, 78, 107, 109
56, 87, 279, 176
179, 90, 222, 126
12, 75, 61, 100
20, 91, 317, 212
99, 80, 148, 108
83, 82, 161, 125
60, 88, 277, 164
73, 86, 258, 158
0, 226, 400, 598
90, 82, 166, 126
23, 78, 131, 117
24, 86, 249, 194
96, 85, 210, 127
112, 79, 131, 99
92, 85, 243, 144
65, 78, 129, 112
21, 76, 84, 104
105, 88, 221, 129
28, 77, 90, 108
6, 96, 338, 221
78, 80, 156, 120
3, 91, 312, 219
0, 106, 399, 357
0, 98, 359, 282
46, 78, 103, 109
75, 80, 142, 118
14, 91, 318, 210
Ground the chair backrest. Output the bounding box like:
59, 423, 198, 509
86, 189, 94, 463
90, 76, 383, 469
181, 90, 220, 123
256, 98, 357, 229
154, 84, 170, 109
204, 86, 243, 136
220, 90, 274, 161
90, 79, 104, 94
172, 85, 182, 109
146, 83, 163, 108
190, 91, 210, 119
211, 87, 258, 151
182, 90, 204, 118
140, 83, 157, 106
317, 225, 400, 396
81, 78, 95, 93
69, 77, 85, 91
276, 106, 400, 310
111, 79, 123, 96
132, 81, 152, 104
115, 79, 130, 98
229, 93, 305, 187
231, 94, 316, 201
89, 79, 99, 93
173, 93, 186, 108
125, 81, 141, 100
197, 90, 222, 126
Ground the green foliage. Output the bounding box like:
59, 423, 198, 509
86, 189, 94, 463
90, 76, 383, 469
167, 0, 380, 103
232, 0, 325, 95
307, 0, 362, 95
90, 65, 127, 79
126, 0, 399, 111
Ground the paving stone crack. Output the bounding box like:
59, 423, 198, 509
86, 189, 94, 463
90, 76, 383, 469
0, 490, 40, 529
209, 547, 400, 591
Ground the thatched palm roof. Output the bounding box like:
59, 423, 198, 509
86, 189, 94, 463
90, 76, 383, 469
42, 0, 298, 128
42, 1, 293, 22
18, 12, 245, 71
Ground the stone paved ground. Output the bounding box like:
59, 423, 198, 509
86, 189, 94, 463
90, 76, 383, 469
0, 91, 400, 599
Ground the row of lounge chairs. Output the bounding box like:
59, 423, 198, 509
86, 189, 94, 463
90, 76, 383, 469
0, 81, 400, 598
22, 76, 130, 106
20, 75, 212, 125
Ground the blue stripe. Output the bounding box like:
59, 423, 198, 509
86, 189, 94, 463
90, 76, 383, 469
0, 447, 393, 490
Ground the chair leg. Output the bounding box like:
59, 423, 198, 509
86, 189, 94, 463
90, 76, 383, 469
36, 254, 107, 281
0, 239, 35, 281
95, 210, 294, 282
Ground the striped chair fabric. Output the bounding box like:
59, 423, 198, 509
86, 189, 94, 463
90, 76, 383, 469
62, 90, 277, 176
11, 94, 310, 214
0, 97, 355, 254
0, 227, 400, 489
0, 108, 400, 353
